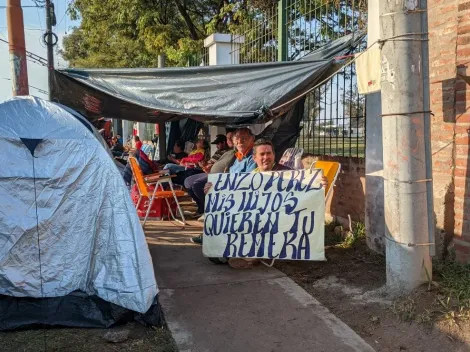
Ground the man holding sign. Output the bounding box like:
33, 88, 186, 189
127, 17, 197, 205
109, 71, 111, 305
202, 138, 327, 269
191, 127, 257, 244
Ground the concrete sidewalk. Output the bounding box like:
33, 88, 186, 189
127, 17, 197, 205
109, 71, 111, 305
146, 221, 375, 352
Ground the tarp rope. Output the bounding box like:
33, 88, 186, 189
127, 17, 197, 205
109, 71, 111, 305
272, 32, 428, 114
270, 40, 379, 113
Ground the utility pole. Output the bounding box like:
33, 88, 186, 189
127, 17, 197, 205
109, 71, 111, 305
6, 0, 29, 96
380, 0, 433, 292
45, 0, 55, 100
157, 54, 167, 159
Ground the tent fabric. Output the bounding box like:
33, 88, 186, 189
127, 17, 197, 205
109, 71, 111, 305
258, 98, 306, 159
0, 293, 162, 331
51, 33, 364, 126
0, 97, 158, 316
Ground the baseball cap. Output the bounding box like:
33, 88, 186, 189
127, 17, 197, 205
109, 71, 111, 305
211, 134, 227, 144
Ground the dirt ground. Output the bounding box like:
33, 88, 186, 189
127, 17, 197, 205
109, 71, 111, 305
0, 323, 177, 352
275, 243, 470, 352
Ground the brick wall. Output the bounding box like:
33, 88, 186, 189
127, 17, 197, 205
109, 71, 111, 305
316, 156, 366, 225
429, 0, 470, 262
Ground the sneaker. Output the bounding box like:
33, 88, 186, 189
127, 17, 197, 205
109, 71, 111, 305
209, 257, 228, 265
197, 214, 205, 222
191, 235, 203, 245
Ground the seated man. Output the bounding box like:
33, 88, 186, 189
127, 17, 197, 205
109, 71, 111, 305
199, 138, 329, 269
173, 133, 232, 187
206, 137, 292, 268
110, 136, 124, 157
163, 139, 208, 174
182, 132, 234, 211
191, 128, 256, 244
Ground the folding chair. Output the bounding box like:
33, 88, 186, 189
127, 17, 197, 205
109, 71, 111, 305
128, 157, 187, 227
278, 147, 304, 169
311, 161, 341, 202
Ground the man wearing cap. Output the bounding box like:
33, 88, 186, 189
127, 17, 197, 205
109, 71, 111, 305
201, 134, 231, 173
183, 133, 234, 218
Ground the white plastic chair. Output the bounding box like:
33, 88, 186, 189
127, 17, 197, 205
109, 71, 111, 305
278, 147, 304, 169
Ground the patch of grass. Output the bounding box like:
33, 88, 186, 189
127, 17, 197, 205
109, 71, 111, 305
434, 261, 470, 326
342, 221, 366, 248
391, 261, 470, 328
0, 324, 178, 352
324, 220, 343, 246
297, 138, 365, 158
392, 296, 417, 322
324, 220, 367, 248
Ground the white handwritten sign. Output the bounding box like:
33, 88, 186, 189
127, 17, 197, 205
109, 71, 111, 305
202, 169, 325, 261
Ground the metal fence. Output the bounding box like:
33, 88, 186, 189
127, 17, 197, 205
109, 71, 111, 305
231, 0, 367, 158
188, 47, 210, 67
230, 5, 279, 64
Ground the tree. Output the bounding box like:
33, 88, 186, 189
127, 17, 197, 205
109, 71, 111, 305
62, 0, 367, 69
343, 86, 365, 130
62, 0, 229, 68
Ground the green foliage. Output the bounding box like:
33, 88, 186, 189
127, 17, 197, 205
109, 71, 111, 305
62, 0, 226, 68
343, 221, 365, 248
61, 0, 367, 68
436, 261, 470, 304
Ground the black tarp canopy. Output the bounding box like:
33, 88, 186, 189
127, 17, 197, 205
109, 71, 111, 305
51, 33, 364, 127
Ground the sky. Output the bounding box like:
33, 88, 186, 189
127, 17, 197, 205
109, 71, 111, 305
0, 0, 79, 102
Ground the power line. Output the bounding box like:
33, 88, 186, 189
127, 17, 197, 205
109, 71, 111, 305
0, 5, 45, 8
0, 27, 43, 31
36, 1, 45, 32
1, 77, 49, 95
0, 37, 48, 64
0, 37, 49, 68
56, 0, 71, 30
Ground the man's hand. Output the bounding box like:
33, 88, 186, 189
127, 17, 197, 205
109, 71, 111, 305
204, 182, 213, 195
322, 176, 328, 189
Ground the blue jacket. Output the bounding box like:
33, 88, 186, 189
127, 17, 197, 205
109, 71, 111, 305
229, 150, 256, 173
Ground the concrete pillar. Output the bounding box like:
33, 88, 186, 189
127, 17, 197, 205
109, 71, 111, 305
204, 33, 245, 154
122, 120, 133, 145
204, 33, 244, 66
365, 0, 385, 254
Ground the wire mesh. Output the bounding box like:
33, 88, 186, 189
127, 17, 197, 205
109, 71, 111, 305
230, 5, 279, 64
230, 0, 367, 158
188, 46, 210, 67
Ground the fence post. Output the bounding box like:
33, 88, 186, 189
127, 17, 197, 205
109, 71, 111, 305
277, 0, 287, 61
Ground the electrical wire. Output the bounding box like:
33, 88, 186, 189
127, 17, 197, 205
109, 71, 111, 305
0, 5, 45, 8
1, 77, 49, 95
0, 27, 43, 31
0, 37, 49, 65
36, 0, 45, 32
55, 2, 70, 30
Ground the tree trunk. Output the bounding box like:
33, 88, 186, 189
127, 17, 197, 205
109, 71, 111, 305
174, 0, 199, 40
